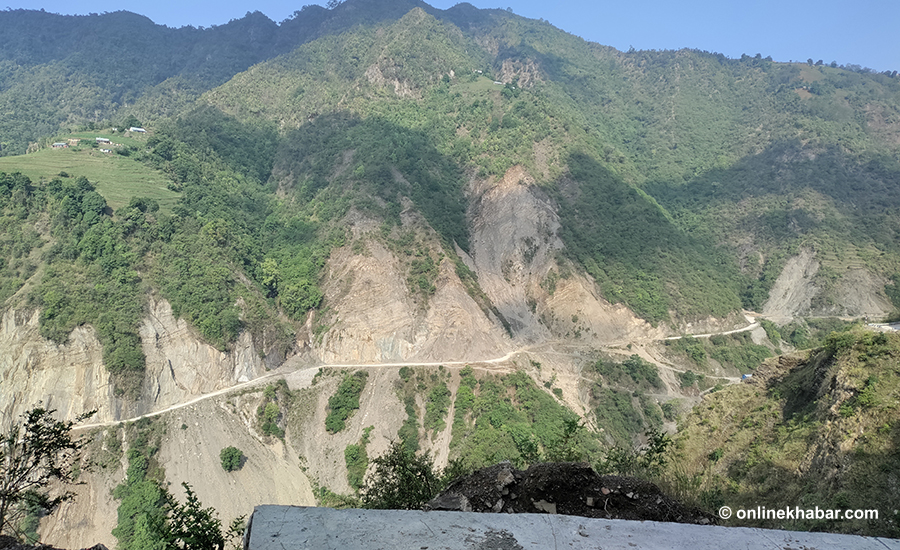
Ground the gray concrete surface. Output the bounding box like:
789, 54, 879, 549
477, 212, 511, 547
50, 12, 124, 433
246, 506, 900, 550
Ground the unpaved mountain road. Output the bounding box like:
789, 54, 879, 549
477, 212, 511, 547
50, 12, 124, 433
662, 321, 760, 340
72, 318, 761, 432
72, 349, 525, 431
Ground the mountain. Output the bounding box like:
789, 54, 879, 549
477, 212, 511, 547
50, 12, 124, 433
0, 0, 899, 545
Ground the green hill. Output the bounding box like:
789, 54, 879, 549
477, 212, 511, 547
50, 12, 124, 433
666, 330, 900, 537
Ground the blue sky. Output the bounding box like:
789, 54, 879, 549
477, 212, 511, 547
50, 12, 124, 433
11, 0, 899, 72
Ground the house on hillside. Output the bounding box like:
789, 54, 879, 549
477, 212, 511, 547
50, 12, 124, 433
96, 137, 111, 144
67, 138, 80, 145
52, 142, 68, 148
129, 127, 146, 133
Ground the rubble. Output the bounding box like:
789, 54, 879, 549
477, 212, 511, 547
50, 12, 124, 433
425, 461, 715, 524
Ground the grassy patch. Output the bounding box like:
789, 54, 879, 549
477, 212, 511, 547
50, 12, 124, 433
0, 145, 180, 213
450, 369, 600, 469
423, 381, 451, 437
590, 354, 664, 391
666, 332, 772, 373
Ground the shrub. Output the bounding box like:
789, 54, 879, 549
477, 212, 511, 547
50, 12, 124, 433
361, 442, 442, 510
325, 371, 369, 433
595, 428, 672, 478
219, 446, 243, 472
661, 401, 678, 421
678, 370, 699, 387
423, 382, 451, 434
345, 426, 374, 492
258, 401, 284, 438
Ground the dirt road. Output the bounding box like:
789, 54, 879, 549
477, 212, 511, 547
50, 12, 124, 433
73, 317, 761, 431
72, 349, 527, 431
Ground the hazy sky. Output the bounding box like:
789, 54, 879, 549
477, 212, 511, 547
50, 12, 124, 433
11, 0, 899, 72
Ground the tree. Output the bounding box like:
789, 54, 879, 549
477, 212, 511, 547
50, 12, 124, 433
260, 258, 280, 298
595, 428, 672, 478
165, 483, 225, 550
0, 406, 95, 537
279, 279, 322, 318
219, 447, 243, 472
122, 115, 142, 129
360, 441, 441, 510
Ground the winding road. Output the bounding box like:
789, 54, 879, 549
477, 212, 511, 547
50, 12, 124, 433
72, 317, 762, 431
72, 349, 526, 431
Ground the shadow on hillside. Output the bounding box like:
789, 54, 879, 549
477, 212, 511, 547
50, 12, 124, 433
274, 112, 470, 250
549, 151, 744, 322
717, 424, 900, 538
645, 139, 900, 248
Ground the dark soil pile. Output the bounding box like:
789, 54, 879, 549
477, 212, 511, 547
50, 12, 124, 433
0, 537, 52, 550
0, 536, 106, 550
425, 462, 715, 525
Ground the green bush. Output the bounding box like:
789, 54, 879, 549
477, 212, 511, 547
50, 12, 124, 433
669, 336, 707, 364
592, 354, 664, 390
759, 319, 781, 344
257, 401, 284, 438
325, 371, 369, 434
361, 442, 442, 510
345, 426, 374, 492
595, 428, 672, 478
219, 446, 243, 472
661, 401, 678, 421
450, 371, 596, 468
678, 370, 700, 387
423, 382, 451, 434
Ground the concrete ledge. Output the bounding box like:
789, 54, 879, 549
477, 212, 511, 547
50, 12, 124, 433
246, 506, 900, 550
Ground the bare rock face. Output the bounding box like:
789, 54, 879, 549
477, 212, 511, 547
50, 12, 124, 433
466, 166, 656, 345
0, 308, 114, 424
0, 297, 268, 423
286, 366, 413, 496
315, 239, 420, 363
313, 212, 511, 364
0, 534, 101, 550
833, 268, 892, 318
139, 297, 268, 413
763, 248, 822, 322
763, 248, 892, 321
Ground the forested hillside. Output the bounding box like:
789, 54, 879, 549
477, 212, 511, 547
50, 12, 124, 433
196, 2, 900, 323
1, 0, 899, 407
2, 0, 900, 390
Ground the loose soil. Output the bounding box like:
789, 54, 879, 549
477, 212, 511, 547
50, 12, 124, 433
427, 462, 715, 525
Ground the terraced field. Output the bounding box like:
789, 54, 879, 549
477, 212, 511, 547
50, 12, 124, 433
0, 134, 180, 213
